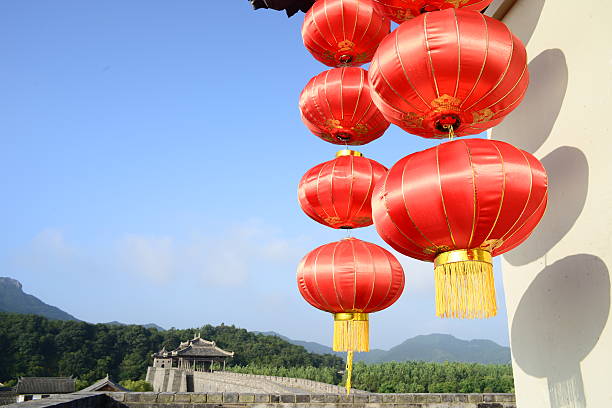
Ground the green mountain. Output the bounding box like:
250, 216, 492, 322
379, 334, 511, 364
0, 277, 78, 321
262, 331, 510, 364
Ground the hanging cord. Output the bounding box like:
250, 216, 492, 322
344, 142, 352, 240
345, 350, 354, 395
443, 124, 455, 141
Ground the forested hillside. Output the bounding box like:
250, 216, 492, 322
0, 313, 514, 393
0, 312, 343, 384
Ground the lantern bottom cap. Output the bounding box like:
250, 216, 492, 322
336, 149, 363, 158
334, 312, 368, 321
434, 248, 492, 268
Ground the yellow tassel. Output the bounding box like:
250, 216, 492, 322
434, 249, 497, 319
332, 313, 369, 352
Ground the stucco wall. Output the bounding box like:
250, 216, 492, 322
487, 1, 612, 407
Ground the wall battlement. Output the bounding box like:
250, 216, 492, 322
146, 367, 361, 394
2, 392, 517, 408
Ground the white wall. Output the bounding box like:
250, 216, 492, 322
488, 1, 612, 407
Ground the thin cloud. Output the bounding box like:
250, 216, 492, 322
7, 220, 312, 289
116, 235, 175, 284
10, 229, 79, 273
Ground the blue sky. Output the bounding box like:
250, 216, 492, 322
0, 1, 509, 348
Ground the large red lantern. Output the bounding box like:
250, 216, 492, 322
299, 150, 387, 229
300, 67, 390, 145
372, 0, 492, 23
302, 0, 390, 67
372, 139, 547, 319
369, 9, 529, 139
297, 237, 405, 352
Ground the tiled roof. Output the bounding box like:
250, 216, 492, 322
79, 376, 128, 393
15, 377, 75, 394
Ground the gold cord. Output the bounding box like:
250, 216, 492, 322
443, 124, 455, 140
345, 350, 354, 395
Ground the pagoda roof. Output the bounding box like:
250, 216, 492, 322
155, 335, 234, 358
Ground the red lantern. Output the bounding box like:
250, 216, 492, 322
302, 0, 390, 67
369, 9, 528, 138
298, 150, 387, 228
300, 67, 390, 145
372, 139, 547, 318
297, 237, 405, 352
372, 0, 493, 23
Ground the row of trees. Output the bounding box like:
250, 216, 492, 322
227, 361, 514, 393
348, 361, 514, 393
0, 312, 343, 384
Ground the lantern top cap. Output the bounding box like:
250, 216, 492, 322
336, 149, 363, 158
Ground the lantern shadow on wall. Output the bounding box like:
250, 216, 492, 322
510, 254, 610, 408
504, 146, 588, 266
491, 49, 584, 267
492, 49, 568, 154
503, 0, 546, 45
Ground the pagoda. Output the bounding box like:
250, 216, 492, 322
152, 334, 234, 372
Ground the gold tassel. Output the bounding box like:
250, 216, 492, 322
332, 313, 369, 352
434, 249, 497, 319
333, 313, 368, 395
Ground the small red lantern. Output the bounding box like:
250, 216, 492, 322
300, 67, 390, 145
297, 237, 405, 352
302, 0, 390, 67
372, 139, 547, 319
372, 0, 492, 23
369, 9, 528, 138
298, 150, 387, 228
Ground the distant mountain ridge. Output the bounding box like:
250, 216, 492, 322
260, 331, 510, 365
0, 277, 79, 321
0, 277, 165, 330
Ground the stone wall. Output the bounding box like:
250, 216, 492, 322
111, 392, 515, 407
146, 367, 357, 394
146, 368, 187, 393
2, 392, 517, 408
0, 391, 16, 406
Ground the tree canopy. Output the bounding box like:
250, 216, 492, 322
0, 312, 343, 384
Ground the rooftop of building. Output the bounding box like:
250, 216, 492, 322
78, 376, 128, 393
154, 334, 234, 358
15, 377, 75, 395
